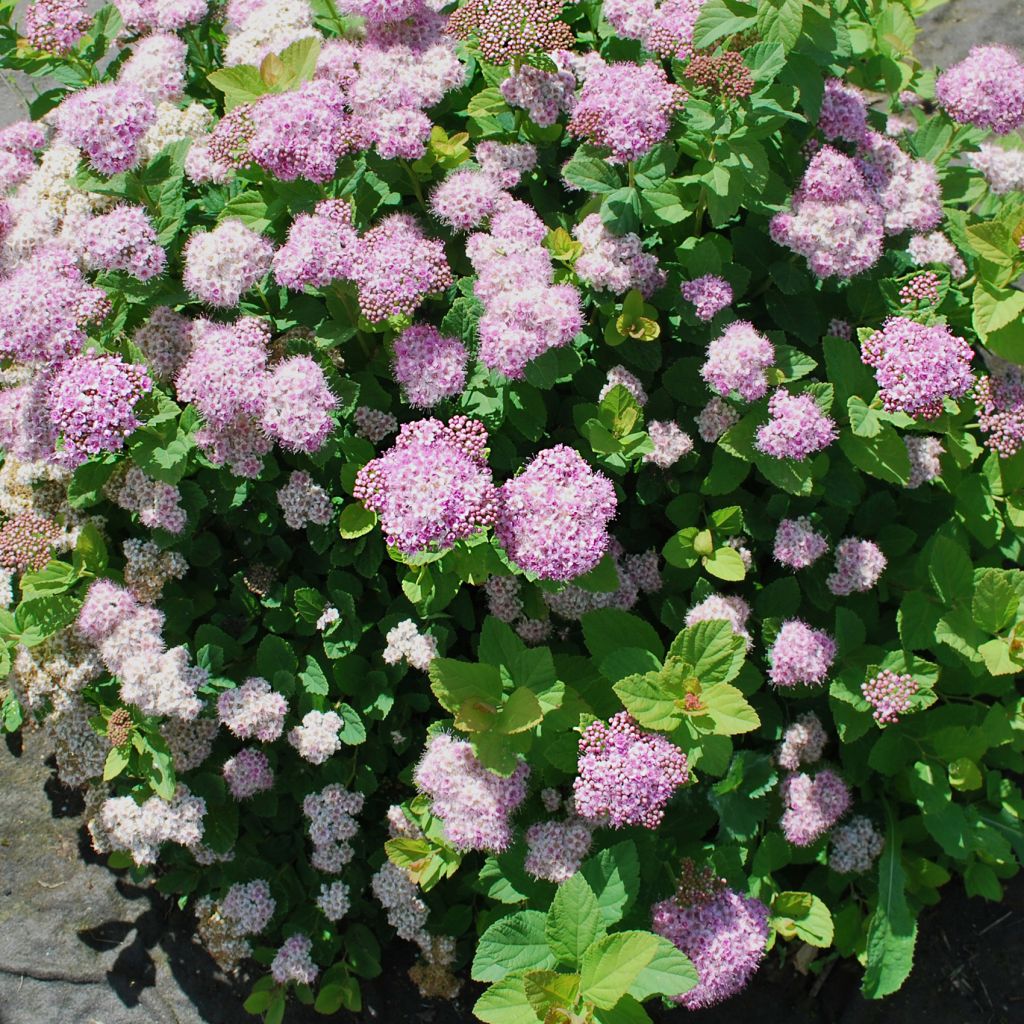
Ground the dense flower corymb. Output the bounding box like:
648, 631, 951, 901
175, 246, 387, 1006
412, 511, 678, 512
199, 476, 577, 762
780, 769, 852, 846
755, 390, 838, 461
936, 45, 1024, 134
573, 712, 689, 829
768, 620, 836, 688
862, 669, 919, 724
355, 417, 497, 555
701, 321, 775, 402
651, 861, 769, 1010
827, 537, 886, 596
496, 444, 616, 581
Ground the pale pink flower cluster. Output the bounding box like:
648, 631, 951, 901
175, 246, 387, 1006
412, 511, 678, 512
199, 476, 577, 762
780, 769, 851, 846
862, 669, 918, 724
317, 880, 351, 922
430, 168, 503, 232
221, 879, 276, 935
695, 396, 740, 443
830, 816, 885, 874
391, 324, 468, 408
542, 541, 662, 621
119, 33, 188, 103
182, 220, 274, 308
414, 733, 529, 852
132, 307, 192, 381
969, 142, 1024, 194
96, 785, 206, 865
271, 934, 319, 986
114, 0, 210, 32
107, 465, 187, 534
827, 538, 886, 596
681, 275, 733, 321
523, 820, 593, 883
907, 231, 966, 279
773, 517, 828, 570
122, 538, 187, 604
54, 83, 156, 175
767, 619, 836, 688
303, 783, 364, 873
573, 214, 665, 297
701, 321, 775, 402
288, 710, 343, 765
383, 619, 438, 671
78, 579, 206, 719
223, 748, 275, 799
777, 712, 828, 771
603, 0, 706, 60
468, 196, 583, 379
599, 365, 647, 406
905, 435, 944, 488
353, 406, 398, 443
936, 44, 1024, 134
81, 206, 166, 282
277, 471, 333, 530
225, 0, 320, 67
217, 677, 287, 742
643, 420, 694, 468
501, 62, 576, 127
756, 390, 838, 461
475, 141, 537, 187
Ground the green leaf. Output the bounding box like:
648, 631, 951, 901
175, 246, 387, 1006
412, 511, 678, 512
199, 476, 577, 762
206, 64, 268, 110
256, 635, 297, 679
495, 687, 544, 735
862, 810, 917, 998
338, 502, 374, 538
838, 424, 911, 486
693, 0, 758, 49
472, 911, 556, 983
546, 874, 605, 966
627, 936, 699, 1001
703, 545, 747, 581
668, 620, 746, 685
15, 594, 82, 646
580, 842, 640, 928
757, 0, 803, 50
563, 150, 622, 194
473, 973, 538, 1024
971, 569, 1020, 633
299, 655, 330, 695
928, 536, 973, 607
973, 282, 1024, 341
613, 672, 683, 732
583, 609, 665, 664
429, 658, 503, 716
337, 703, 366, 744
18, 560, 78, 598
523, 971, 580, 1018
580, 931, 659, 1010
771, 892, 834, 947
103, 745, 129, 781
701, 682, 760, 735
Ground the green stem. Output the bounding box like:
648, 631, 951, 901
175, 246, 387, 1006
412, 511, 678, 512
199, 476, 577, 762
401, 159, 427, 213
692, 191, 707, 238
627, 161, 635, 189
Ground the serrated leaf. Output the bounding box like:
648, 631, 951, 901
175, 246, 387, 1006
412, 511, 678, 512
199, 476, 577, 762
473, 973, 538, 1024
928, 537, 973, 607
626, 936, 699, 1001
701, 682, 760, 735
771, 891, 834, 947
580, 842, 640, 928
495, 687, 544, 735
703, 545, 747, 581
613, 672, 683, 732
523, 971, 579, 1018
338, 502, 374, 538
473, 911, 556, 983
546, 874, 605, 966
668, 620, 746, 685
580, 932, 659, 1010
428, 658, 503, 715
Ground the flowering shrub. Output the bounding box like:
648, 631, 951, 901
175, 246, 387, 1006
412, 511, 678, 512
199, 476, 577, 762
1, 2, 1023, 1022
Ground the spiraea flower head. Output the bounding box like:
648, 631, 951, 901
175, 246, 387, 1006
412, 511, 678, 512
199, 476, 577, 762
414, 733, 529, 853
755, 390, 838, 461
861, 317, 974, 419
827, 537, 886, 596
974, 374, 1024, 458
573, 712, 689, 829
643, 420, 694, 468
182, 220, 274, 308
392, 324, 468, 408
651, 860, 770, 1010
936, 45, 1024, 134
54, 83, 156, 176
780, 769, 851, 846
701, 321, 775, 402
24, 0, 92, 55
446, 0, 574, 64
681, 275, 733, 322
81, 206, 167, 281
685, 593, 752, 648
768, 619, 836, 688
524, 820, 593, 883
354, 417, 498, 555
773, 517, 828, 570
496, 444, 616, 581
777, 712, 828, 770
862, 669, 918, 724
830, 816, 885, 874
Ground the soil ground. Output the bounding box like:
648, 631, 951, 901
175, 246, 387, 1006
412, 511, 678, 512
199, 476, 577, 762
2, 2, 1024, 1022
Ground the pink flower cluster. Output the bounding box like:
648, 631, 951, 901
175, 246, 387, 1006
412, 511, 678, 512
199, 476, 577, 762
217, 677, 287, 742
355, 417, 498, 555
24, 0, 91, 55
221, 879, 276, 935
541, 541, 661, 621
119, 33, 187, 103
273, 199, 358, 290
603, 0, 706, 61
502, 62, 576, 127
263, 356, 337, 452
681, 275, 733, 322
0, 245, 109, 364
496, 444, 616, 581
48, 354, 152, 468
0, 121, 45, 191
54, 83, 156, 175
114, 0, 209, 32
861, 317, 974, 419
905, 435, 945, 487
755, 390, 838, 461
830, 816, 885, 874
223, 748, 275, 800
862, 669, 918, 724
907, 231, 966, 279
695, 396, 739, 443
827, 538, 886, 596
382, 619, 438, 671
81, 206, 166, 282
304, 783, 364, 873
780, 769, 851, 846
777, 711, 828, 770
643, 420, 694, 468
773, 517, 828, 570
969, 143, 1024, 194
430, 168, 503, 232
277, 471, 333, 530
819, 77, 869, 144
600, 365, 647, 405
475, 141, 537, 187
568, 60, 685, 163
271, 934, 318, 986
651, 863, 769, 1010
523, 820, 593, 883
288, 710, 343, 765
96, 785, 206, 866
109, 465, 187, 533
391, 324, 468, 408
414, 733, 529, 852
573, 214, 665, 296
975, 374, 1024, 457
899, 272, 941, 305
182, 220, 274, 308
573, 712, 689, 829
468, 196, 582, 379
768, 619, 836, 688
78, 579, 207, 719
353, 405, 398, 443
133, 307, 192, 381
701, 321, 775, 402
936, 45, 1024, 134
